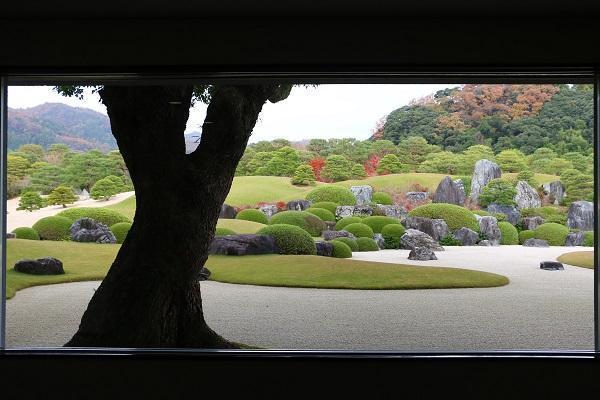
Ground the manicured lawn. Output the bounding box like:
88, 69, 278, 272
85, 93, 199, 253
104, 194, 136, 219
557, 251, 594, 269
217, 219, 266, 234
503, 172, 558, 185
336, 173, 454, 193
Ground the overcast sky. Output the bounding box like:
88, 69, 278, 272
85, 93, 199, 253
8, 84, 457, 143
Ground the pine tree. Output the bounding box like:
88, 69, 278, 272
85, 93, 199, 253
291, 164, 316, 185
91, 177, 120, 200
46, 185, 79, 208
350, 163, 367, 179
17, 191, 46, 212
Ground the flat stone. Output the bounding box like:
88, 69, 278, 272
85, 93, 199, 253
353, 206, 373, 217
322, 230, 355, 240
219, 204, 237, 219
470, 159, 501, 204
315, 241, 334, 257
522, 216, 544, 231
408, 247, 437, 261
209, 234, 279, 256
287, 199, 311, 211
514, 180, 541, 210
432, 176, 466, 205
375, 205, 408, 223
405, 216, 449, 242
335, 206, 354, 219
567, 201, 594, 231
350, 185, 373, 206
14, 257, 64, 275
478, 240, 492, 246
406, 192, 429, 204
540, 261, 564, 271
487, 203, 521, 225
523, 238, 549, 247
400, 229, 444, 251
452, 227, 479, 246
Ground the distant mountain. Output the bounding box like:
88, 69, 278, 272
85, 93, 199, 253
7, 102, 116, 151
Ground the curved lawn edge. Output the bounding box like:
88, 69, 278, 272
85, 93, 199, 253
207, 255, 510, 290
557, 251, 594, 269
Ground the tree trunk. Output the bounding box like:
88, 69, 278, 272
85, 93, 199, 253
66, 85, 288, 348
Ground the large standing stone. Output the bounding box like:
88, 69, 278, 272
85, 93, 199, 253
523, 238, 549, 247
350, 185, 373, 206
323, 230, 356, 240
375, 205, 408, 222
400, 229, 444, 251
406, 192, 429, 204
452, 227, 479, 246
514, 181, 541, 210
408, 247, 437, 261
433, 176, 466, 205
470, 159, 501, 203
70, 218, 117, 244
565, 231, 585, 247
79, 188, 90, 200
335, 206, 354, 219
209, 234, 279, 256
315, 241, 334, 257
522, 216, 544, 231
405, 216, 450, 242
287, 199, 311, 211
487, 203, 521, 225
543, 181, 566, 205
259, 205, 279, 219
478, 216, 501, 246
219, 204, 237, 219
353, 206, 373, 217
14, 257, 64, 275
567, 201, 594, 231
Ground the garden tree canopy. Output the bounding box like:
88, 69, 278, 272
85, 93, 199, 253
377, 154, 406, 175
46, 185, 78, 208
17, 191, 45, 212
291, 164, 316, 185
57, 83, 294, 348
321, 154, 351, 182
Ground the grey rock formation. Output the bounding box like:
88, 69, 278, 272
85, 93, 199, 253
543, 181, 566, 205
287, 199, 311, 211
350, 185, 373, 206
315, 241, 334, 257
322, 230, 356, 241
375, 205, 408, 222
540, 261, 564, 270
478, 216, 501, 246
324, 221, 337, 231
522, 216, 544, 231
6, 232, 16, 239
209, 234, 279, 256
405, 216, 449, 242
353, 206, 373, 217
219, 204, 237, 219
80, 188, 90, 200
452, 227, 479, 246
523, 238, 550, 247
478, 240, 492, 246
406, 192, 429, 204
433, 176, 466, 205
565, 231, 585, 247
487, 203, 521, 225
70, 218, 117, 244
567, 201, 594, 231
14, 257, 64, 275
470, 159, 501, 204
335, 206, 354, 219
400, 229, 444, 251
259, 205, 279, 219
198, 267, 211, 281
514, 181, 541, 210
408, 247, 437, 261
373, 233, 385, 249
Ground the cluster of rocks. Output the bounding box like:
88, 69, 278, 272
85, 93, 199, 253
70, 218, 117, 244
14, 257, 64, 275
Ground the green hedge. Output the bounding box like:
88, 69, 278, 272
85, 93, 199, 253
57, 207, 131, 226
110, 222, 132, 244
498, 221, 519, 245
584, 231, 594, 247
356, 237, 379, 251
32, 216, 73, 241
534, 223, 569, 246
332, 237, 359, 251
258, 224, 316, 255
521, 206, 564, 220
306, 207, 336, 222
330, 240, 353, 258
545, 214, 567, 226
310, 201, 339, 214
362, 216, 402, 233
440, 235, 462, 246
11, 227, 40, 240
215, 227, 236, 236
343, 223, 374, 238
236, 209, 269, 224
409, 203, 479, 232
335, 217, 362, 231
518, 230, 536, 244
306, 186, 356, 205
372, 192, 393, 205
381, 224, 406, 249
269, 210, 325, 237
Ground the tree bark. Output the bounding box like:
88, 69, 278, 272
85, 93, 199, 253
65, 85, 289, 348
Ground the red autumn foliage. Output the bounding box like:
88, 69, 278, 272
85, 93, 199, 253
363, 154, 380, 176
276, 201, 287, 211
309, 157, 326, 181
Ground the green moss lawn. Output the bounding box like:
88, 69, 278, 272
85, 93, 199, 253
557, 251, 594, 269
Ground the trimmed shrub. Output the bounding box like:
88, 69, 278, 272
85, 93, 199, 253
343, 223, 374, 238
330, 240, 353, 258
236, 208, 269, 225
408, 203, 479, 232
57, 207, 131, 227
306, 207, 336, 222
498, 221, 519, 245
335, 216, 362, 231
534, 223, 569, 246
11, 227, 40, 240
584, 231, 594, 247
519, 230, 536, 244
381, 224, 406, 249
356, 237, 380, 251
333, 237, 359, 251
215, 227, 236, 236
521, 206, 564, 220
478, 178, 517, 207
372, 192, 393, 205
545, 214, 567, 226
269, 210, 325, 237
440, 235, 462, 246
32, 216, 72, 241
110, 222, 132, 244
362, 216, 402, 233
257, 224, 316, 255
490, 212, 507, 222
310, 201, 339, 214
306, 186, 356, 206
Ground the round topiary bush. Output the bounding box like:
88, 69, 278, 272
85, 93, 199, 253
381, 224, 406, 249
110, 222, 132, 244
362, 216, 402, 233
343, 223, 374, 238
330, 240, 353, 258
356, 237, 379, 252
57, 207, 131, 227
306, 207, 336, 222
306, 186, 356, 206
498, 221, 518, 245
408, 203, 479, 232
335, 216, 362, 231
584, 231, 594, 247
269, 210, 325, 236
215, 227, 236, 236
236, 208, 269, 225
310, 201, 339, 214
11, 227, 40, 240
32, 216, 73, 241
519, 230, 536, 244
372, 192, 393, 205
521, 206, 564, 220
545, 214, 567, 226
534, 222, 569, 246
257, 224, 316, 255
332, 237, 359, 251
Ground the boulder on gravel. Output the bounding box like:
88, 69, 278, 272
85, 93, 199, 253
70, 218, 117, 244
543, 181, 565, 205
470, 159, 501, 203
408, 247, 437, 261
452, 227, 479, 246
287, 199, 312, 211
259, 205, 279, 219
514, 180, 541, 210
14, 257, 64, 275
209, 234, 279, 256
350, 185, 373, 206
478, 240, 492, 246
335, 206, 354, 219
400, 229, 444, 251
433, 176, 466, 205
323, 230, 356, 240
565, 231, 585, 247
315, 241, 334, 257
523, 238, 549, 247
478, 216, 501, 246
522, 216, 544, 231
405, 216, 449, 242
567, 201, 594, 231
219, 204, 237, 219
540, 261, 564, 271
487, 203, 521, 225
375, 205, 408, 222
